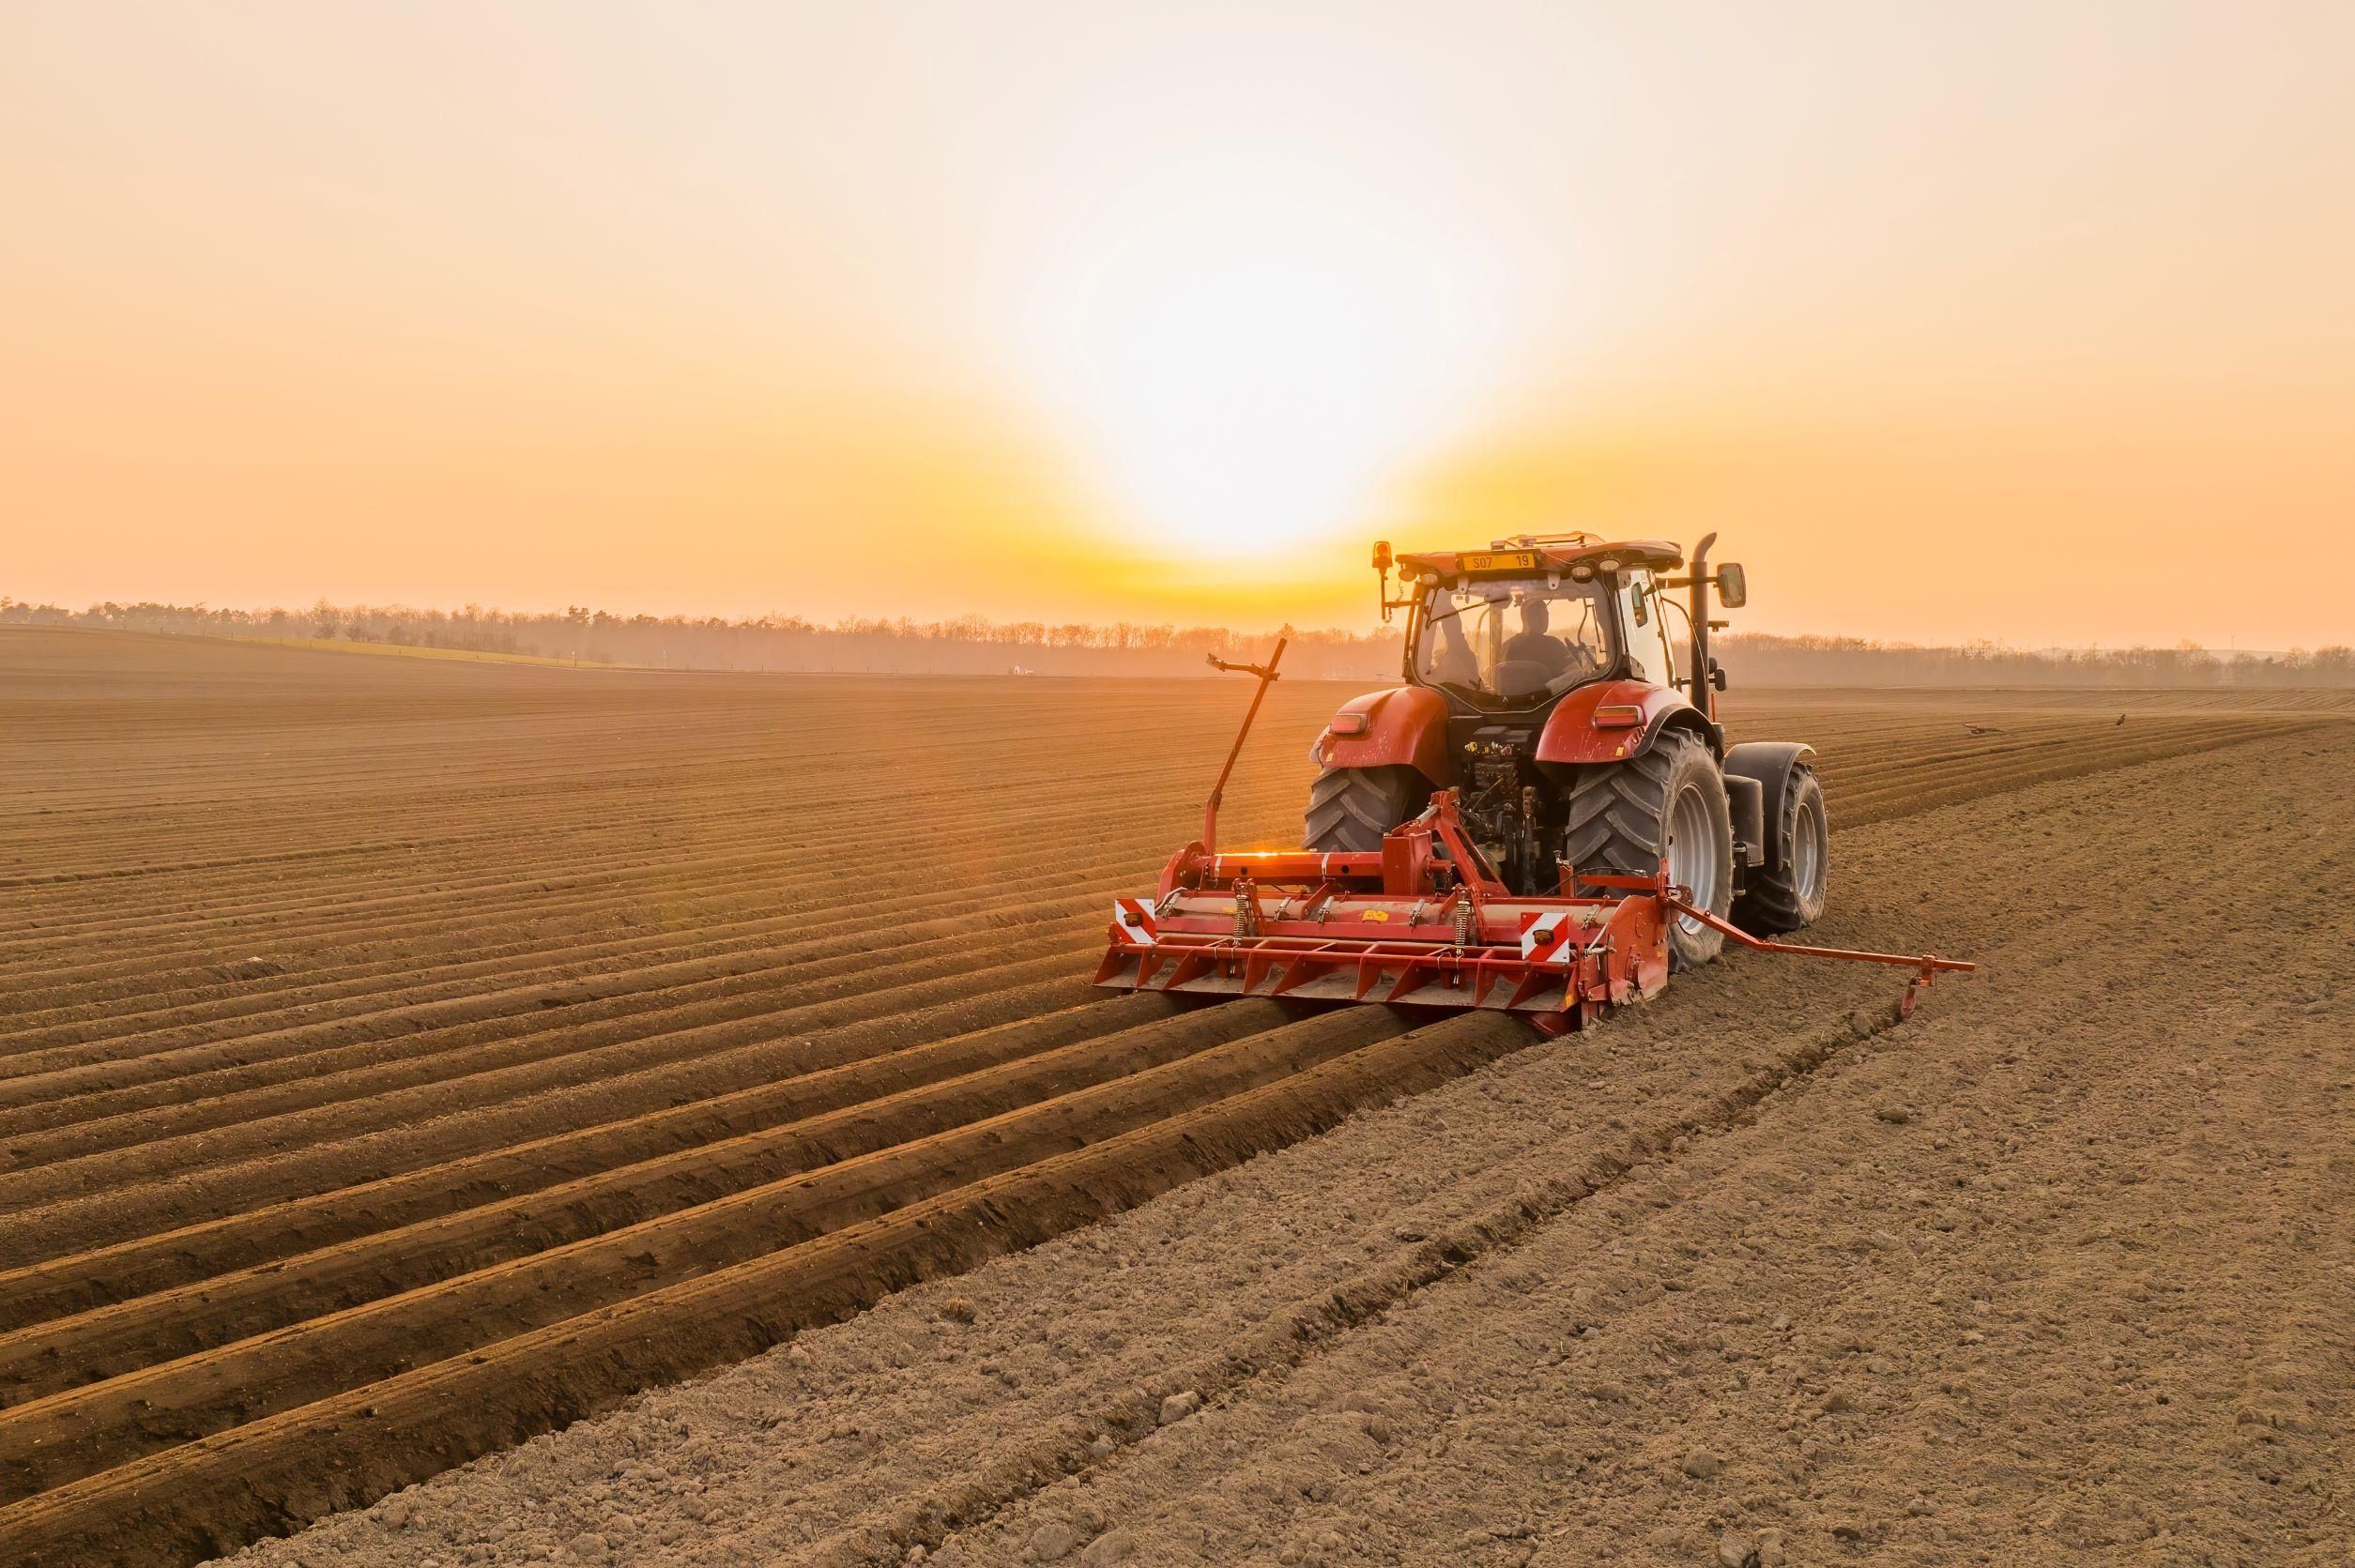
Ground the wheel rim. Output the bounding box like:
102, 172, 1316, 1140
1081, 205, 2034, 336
1793, 793, 1827, 902
1666, 782, 1720, 935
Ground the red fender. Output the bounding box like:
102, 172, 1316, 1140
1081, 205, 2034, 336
1317, 686, 1454, 785
1535, 680, 1711, 767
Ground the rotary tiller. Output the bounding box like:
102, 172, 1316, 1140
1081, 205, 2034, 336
1095, 610, 1974, 1033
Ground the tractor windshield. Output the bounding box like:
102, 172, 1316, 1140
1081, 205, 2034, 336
1415, 577, 1613, 708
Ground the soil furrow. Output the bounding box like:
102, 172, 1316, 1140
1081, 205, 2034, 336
0, 996, 1267, 1393
0, 1006, 1506, 1552
0, 951, 1108, 1258
0, 918, 1108, 1204
0, 975, 1123, 1319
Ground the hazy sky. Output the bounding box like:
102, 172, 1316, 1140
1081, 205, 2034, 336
5, 2, 2351, 646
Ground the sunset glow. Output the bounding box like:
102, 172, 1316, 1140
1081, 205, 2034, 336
1017, 166, 1509, 560
3, 3, 2351, 646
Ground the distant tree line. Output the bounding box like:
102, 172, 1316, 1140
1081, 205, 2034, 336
4, 596, 2349, 687
0, 597, 1395, 679
1712, 632, 2355, 688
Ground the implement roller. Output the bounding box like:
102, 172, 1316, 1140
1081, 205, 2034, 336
1096, 533, 1974, 1033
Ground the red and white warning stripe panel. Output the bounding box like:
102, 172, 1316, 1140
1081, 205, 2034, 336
1111, 898, 1158, 945
1519, 910, 1576, 967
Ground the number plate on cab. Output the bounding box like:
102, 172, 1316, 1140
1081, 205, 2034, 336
1460, 550, 1537, 572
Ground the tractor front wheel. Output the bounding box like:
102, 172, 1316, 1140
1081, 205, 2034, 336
1561, 732, 1734, 971
1303, 766, 1429, 854
1733, 764, 1828, 934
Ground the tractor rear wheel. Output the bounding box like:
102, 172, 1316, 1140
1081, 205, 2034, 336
1561, 732, 1733, 971
1303, 766, 1428, 853
1733, 764, 1827, 934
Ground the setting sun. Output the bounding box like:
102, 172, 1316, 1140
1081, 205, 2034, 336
1015, 163, 1508, 558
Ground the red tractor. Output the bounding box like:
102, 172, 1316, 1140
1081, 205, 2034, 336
1097, 533, 1966, 1031
1307, 532, 1826, 970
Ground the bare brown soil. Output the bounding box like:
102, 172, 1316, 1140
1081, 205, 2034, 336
0, 628, 2344, 1567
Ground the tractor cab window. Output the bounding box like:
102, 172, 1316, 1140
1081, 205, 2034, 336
1617, 570, 1678, 686
1416, 577, 1611, 708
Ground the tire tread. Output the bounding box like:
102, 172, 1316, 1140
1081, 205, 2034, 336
1303, 768, 1424, 853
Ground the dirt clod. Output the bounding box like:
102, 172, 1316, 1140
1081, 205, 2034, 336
1024, 1521, 1078, 1560
1077, 1529, 1134, 1565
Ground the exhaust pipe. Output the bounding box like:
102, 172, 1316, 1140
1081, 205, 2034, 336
1687, 531, 1717, 722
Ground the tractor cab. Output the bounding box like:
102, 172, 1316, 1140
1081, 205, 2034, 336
1398, 536, 1690, 716
1314, 531, 1753, 901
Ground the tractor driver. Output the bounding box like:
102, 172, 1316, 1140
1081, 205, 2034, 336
1497, 593, 1611, 677
1502, 596, 1574, 677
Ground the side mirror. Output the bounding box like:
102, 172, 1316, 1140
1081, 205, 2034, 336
1371, 540, 1393, 571
1715, 563, 1748, 608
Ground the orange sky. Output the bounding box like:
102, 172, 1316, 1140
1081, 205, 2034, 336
4, 2, 2351, 647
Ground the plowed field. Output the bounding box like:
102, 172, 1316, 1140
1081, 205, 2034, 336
0, 629, 2343, 1568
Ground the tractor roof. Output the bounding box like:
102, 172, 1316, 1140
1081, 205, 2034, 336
1396, 534, 1684, 580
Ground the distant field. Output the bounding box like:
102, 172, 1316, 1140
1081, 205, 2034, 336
0, 628, 2344, 1566
236, 634, 591, 668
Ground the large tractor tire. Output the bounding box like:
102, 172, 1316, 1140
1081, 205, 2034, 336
1733, 763, 1828, 935
1561, 731, 1733, 971
1303, 765, 1429, 853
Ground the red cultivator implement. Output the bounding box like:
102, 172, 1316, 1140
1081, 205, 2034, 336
1096, 628, 1974, 1034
